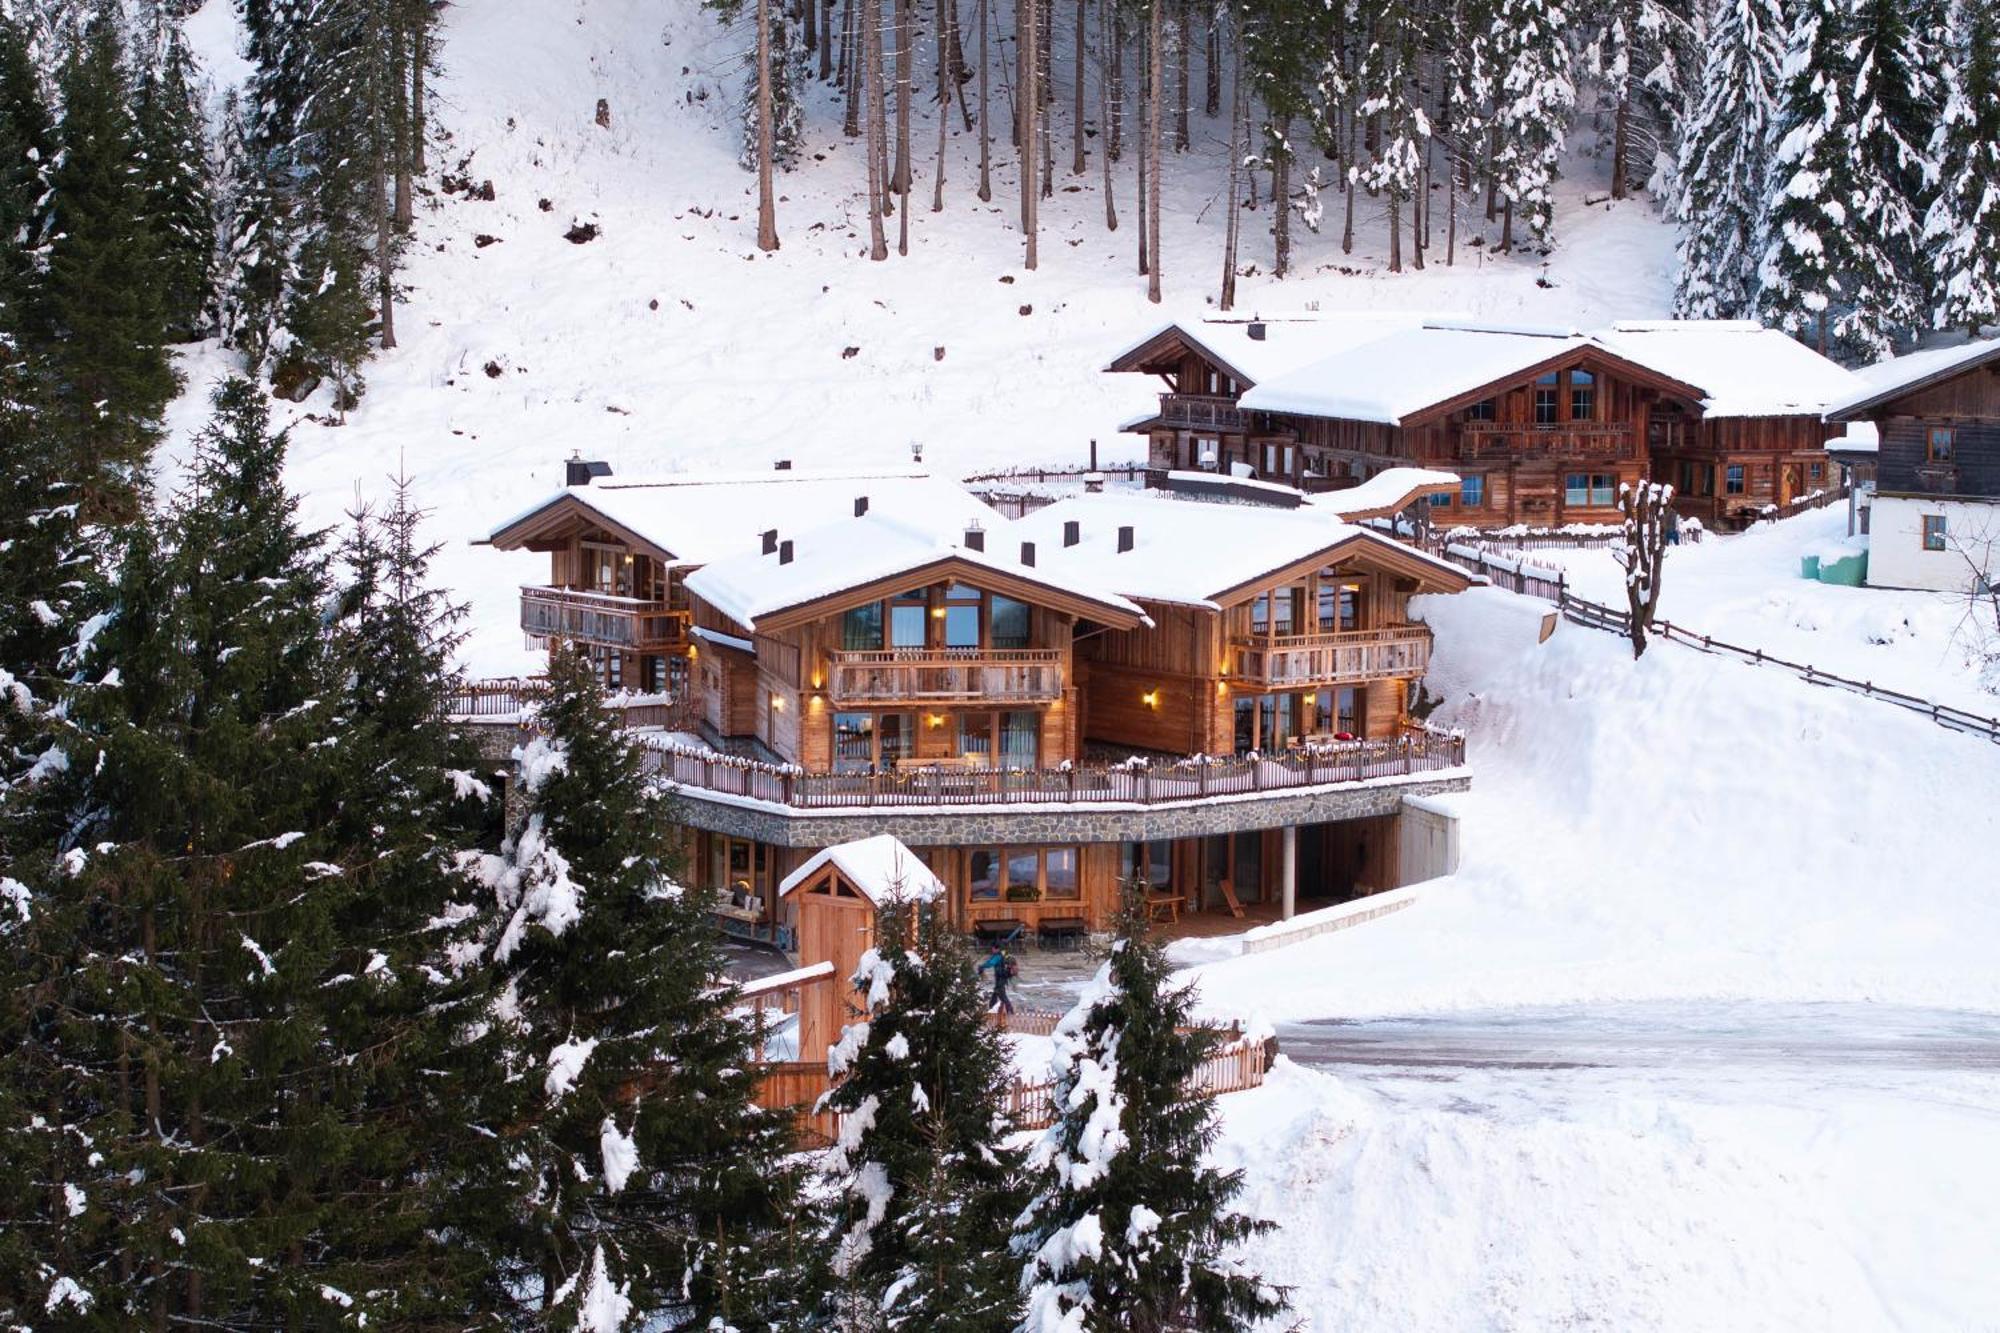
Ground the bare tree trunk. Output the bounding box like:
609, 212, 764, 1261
1204, 3, 1219, 116
1100, 0, 1117, 229
756, 0, 781, 250
1072, 0, 1086, 174
1500, 196, 1513, 252
866, 0, 889, 258
1611, 92, 1630, 199
1173, 0, 1189, 150
1219, 10, 1241, 309
821, 0, 836, 79
1146, 0, 1162, 302
843, 0, 862, 135
1340, 106, 1356, 253
1109, 14, 1123, 160
804, 0, 818, 58
977, 0, 991, 199
1136, 37, 1147, 274
933, 0, 950, 210
1039, 0, 1053, 198
392, 16, 413, 228
893, 0, 912, 194
1273, 114, 1290, 277
1483, 124, 1497, 220
948, 0, 973, 128
376, 153, 396, 348
1019, 0, 1038, 266
1388, 193, 1401, 272
411, 19, 426, 173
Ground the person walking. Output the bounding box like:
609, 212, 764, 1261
977, 945, 1016, 1015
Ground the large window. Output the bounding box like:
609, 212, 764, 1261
969, 846, 1081, 903
841, 603, 883, 650
1466, 398, 1497, 421
968, 849, 1003, 900
1312, 686, 1359, 736
1565, 473, 1616, 506
845, 586, 1035, 653
990, 595, 1031, 648
942, 583, 981, 648
1318, 580, 1362, 632
1250, 588, 1299, 636
1726, 464, 1746, 495
1123, 840, 1173, 893
1569, 369, 1596, 420
949, 710, 1041, 769
1534, 371, 1560, 425
890, 597, 928, 648
1923, 514, 1949, 552
1460, 475, 1485, 508
831, 711, 916, 772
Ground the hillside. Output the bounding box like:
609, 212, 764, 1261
171, 0, 1679, 674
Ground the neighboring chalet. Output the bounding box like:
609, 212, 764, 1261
1108, 315, 1860, 529
1826, 336, 2000, 592
483, 469, 1475, 949
482, 468, 980, 692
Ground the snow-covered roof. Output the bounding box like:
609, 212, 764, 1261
1309, 467, 1462, 519
1015, 491, 1471, 608
1825, 422, 1880, 455
487, 468, 985, 567
778, 835, 946, 905
1238, 324, 1600, 424
682, 508, 1147, 631
1106, 310, 1447, 386
1592, 321, 1860, 417
1826, 336, 2000, 419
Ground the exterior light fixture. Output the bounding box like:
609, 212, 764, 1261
1142, 690, 1159, 709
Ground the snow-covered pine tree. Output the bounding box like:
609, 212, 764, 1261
1671, 0, 1785, 319
1014, 898, 1285, 1332
1487, 0, 1576, 249
41, 12, 174, 519
1757, 0, 1864, 356
0, 14, 54, 317
1840, 0, 1939, 355
1358, 0, 1427, 272
735, 1, 807, 173
1436, 0, 1494, 263
1239, 0, 1325, 277
1588, 0, 1690, 201
818, 895, 1025, 1331
1922, 0, 1999, 335
134, 22, 216, 342
458, 642, 802, 1330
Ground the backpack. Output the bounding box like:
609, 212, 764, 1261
1003, 956, 1019, 980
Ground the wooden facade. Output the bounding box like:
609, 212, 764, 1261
1111, 323, 1843, 530
1830, 345, 2000, 500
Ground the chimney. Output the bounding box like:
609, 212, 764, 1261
1020, 541, 1036, 567
565, 451, 611, 486
1117, 525, 1135, 553
1247, 321, 1267, 341
854, 495, 870, 517
1084, 472, 1106, 493
911, 441, 925, 463
773, 458, 793, 471
761, 529, 778, 555
963, 523, 985, 552
1063, 519, 1081, 548
778, 539, 795, 565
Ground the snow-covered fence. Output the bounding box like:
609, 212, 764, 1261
638, 728, 1467, 808
987, 1007, 1065, 1037
1437, 543, 1570, 602
1557, 592, 2000, 743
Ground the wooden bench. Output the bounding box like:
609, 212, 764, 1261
1037, 916, 1088, 951
971, 917, 1026, 947
1145, 893, 1182, 925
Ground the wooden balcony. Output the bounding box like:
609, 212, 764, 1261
1159, 393, 1250, 432
520, 585, 690, 652
1456, 421, 1637, 463
826, 648, 1064, 705
1229, 625, 1432, 687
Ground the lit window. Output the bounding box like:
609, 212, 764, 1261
1923, 514, 1948, 552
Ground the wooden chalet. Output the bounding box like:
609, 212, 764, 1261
1110, 316, 1860, 530
1826, 336, 2000, 591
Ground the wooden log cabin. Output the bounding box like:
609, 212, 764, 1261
661, 477, 1473, 944
1826, 336, 2000, 592
1109, 316, 1859, 530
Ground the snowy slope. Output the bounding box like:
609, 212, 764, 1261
169, 0, 1679, 675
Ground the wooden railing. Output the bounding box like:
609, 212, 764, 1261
446, 678, 693, 731
639, 726, 1467, 809
1455, 422, 1637, 462
827, 647, 1064, 705
1229, 625, 1432, 687
1159, 392, 1250, 431
520, 585, 690, 652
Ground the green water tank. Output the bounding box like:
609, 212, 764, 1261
1800, 554, 1821, 580
1818, 552, 1867, 586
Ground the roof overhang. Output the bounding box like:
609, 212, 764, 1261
486, 493, 679, 563
1398, 344, 1710, 427
1204, 530, 1475, 607
1104, 323, 1259, 387
1825, 343, 2000, 421
740, 554, 1149, 634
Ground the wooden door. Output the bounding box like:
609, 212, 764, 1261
796, 885, 876, 1063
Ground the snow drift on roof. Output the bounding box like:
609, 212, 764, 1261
1593, 321, 1860, 417
778, 835, 946, 905
1238, 324, 1592, 425
1826, 337, 2000, 418
1107, 310, 1450, 386
1310, 467, 1463, 519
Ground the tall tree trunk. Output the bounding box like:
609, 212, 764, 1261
1039, 0, 1053, 198
866, 0, 889, 258
948, 0, 973, 127
1072, 0, 1086, 174
1204, 3, 1219, 116
1413, 148, 1427, 270
977, 0, 991, 199
1109, 13, 1123, 160
1146, 0, 1162, 302
1483, 124, 1497, 220
1610, 91, 1629, 199
1019, 0, 1038, 266
1388, 193, 1402, 272
411, 18, 426, 172
893, 0, 912, 193
1500, 196, 1513, 252
1136, 36, 1147, 274
1273, 114, 1290, 277
1173, 0, 1189, 150
756, 0, 780, 250
1341, 106, 1356, 253
392, 15, 413, 228
821, 0, 836, 79
843, 0, 862, 136
1100, 0, 1117, 229
804, 0, 818, 56
933, 0, 949, 210
376, 151, 397, 347
1219, 10, 1241, 309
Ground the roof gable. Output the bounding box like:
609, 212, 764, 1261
1826, 338, 2000, 420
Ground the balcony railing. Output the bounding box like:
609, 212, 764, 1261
1912, 462, 1960, 495
446, 677, 694, 730
1229, 625, 1432, 687
638, 725, 1466, 810
827, 648, 1064, 705
520, 585, 690, 652
1159, 393, 1250, 432
1455, 421, 1637, 462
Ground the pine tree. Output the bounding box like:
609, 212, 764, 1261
135, 23, 217, 341
819, 896, 1025, 1331
1014, 899, 1285, 1332
42, 13, 175, 516
1923, 0, 2000, 334
1672, 0, 1786, 319
1842, 0, 1938, 352
1488, 0, 1576, 249
735, 1, 807, 173
457, 642, 803, 1330
1359, 0, 1427, 273
0, 15, 54, 318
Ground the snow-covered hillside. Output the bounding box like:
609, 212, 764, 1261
172, 0, 1677, 674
